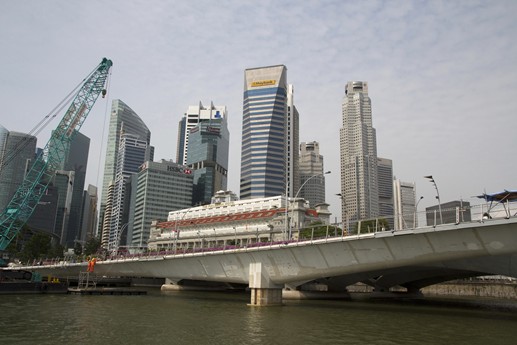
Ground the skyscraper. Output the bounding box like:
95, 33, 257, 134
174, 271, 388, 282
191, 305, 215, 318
79, 184, 98, 242
339, 81, 379, 224
50, 130, 90, 248
99, 100, 152, 239
0, 126, 37, 212
105, 131, 150, 252
53, 170, 75, 247
131, 160, 193, 249
377, 157, 394, 229
286, 85, 300, 199
393, 179, 417, 230
299, 141, 326, 207
186, 110, 229, 205
176, 102, 227, 166
240, 65, 288, 199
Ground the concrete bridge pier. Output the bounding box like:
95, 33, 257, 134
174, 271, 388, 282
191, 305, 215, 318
248, 262, 283, 306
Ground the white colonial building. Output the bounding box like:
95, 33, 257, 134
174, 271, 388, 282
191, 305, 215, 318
148, 191, 331, 251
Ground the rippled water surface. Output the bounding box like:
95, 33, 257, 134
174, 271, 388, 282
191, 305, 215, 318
1, 290, 517, 345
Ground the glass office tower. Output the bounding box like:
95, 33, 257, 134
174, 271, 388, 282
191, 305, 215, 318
240, 65, 288, 199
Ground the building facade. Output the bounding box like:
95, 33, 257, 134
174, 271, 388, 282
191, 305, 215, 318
286, 84, 300, 199
130, 160, 194, 250
148, 193, 331, 251
393, 179, 417, 230
0, 125, 37, 212
240, 65, 288, 200
50, 130, 90, 248
187, 115, 229, 205
299, 141, 326, 207
104, 132, 151, 252
426, 200, 471, 226
26, 184, 59, 237
339, 81, 379, 224
99, 99, 152, 240
176, 102, 227, 166
377, 157, 394, 229
79, 184, 98, 242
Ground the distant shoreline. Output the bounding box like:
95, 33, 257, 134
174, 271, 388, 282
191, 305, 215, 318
348, 280, 517, 300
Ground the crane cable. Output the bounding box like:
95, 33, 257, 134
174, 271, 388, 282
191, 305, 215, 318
95, 66, 113, 198
0, 62, 102, 174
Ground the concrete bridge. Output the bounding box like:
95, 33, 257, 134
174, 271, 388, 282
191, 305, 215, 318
10, 216, 517, 305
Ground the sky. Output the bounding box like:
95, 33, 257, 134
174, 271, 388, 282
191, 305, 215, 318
1, 0, 516, 223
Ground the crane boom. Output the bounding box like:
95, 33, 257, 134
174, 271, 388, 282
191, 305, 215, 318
0, 58, 113, 255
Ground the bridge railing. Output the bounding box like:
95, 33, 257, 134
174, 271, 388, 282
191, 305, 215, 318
31, 201, 515, 265
349, 199, 516, 235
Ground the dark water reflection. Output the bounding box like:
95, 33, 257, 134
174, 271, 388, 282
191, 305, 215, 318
1, 289, 517, 345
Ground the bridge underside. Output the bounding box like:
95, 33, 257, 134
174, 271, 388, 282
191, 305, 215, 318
317, 252, 517, 293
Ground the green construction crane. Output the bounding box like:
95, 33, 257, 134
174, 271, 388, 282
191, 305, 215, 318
0, 58, 113, 263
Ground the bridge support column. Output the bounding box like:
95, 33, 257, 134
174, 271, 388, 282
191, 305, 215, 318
248, 262, 283, 306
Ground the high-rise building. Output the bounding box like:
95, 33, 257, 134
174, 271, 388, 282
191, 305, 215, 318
26, 184, 59, 236
101, 181, 114, 249
426, 200, 471, 226
105, 132, 151, 252
0, 125, 37, 212
53, 170, 75, 247
99, 100, 152, 241
339, 81, 379, 224
286, 85, 300, 199
50, 130, 90, 248
186, 111, 229, 205
393, 179, 417, 230
299, 141, 326, 207
79, 185, 98, 242
130, 160, 194, 249
176, 102, 227, 166
377, 157, 394, 229
240, 65, 288, 199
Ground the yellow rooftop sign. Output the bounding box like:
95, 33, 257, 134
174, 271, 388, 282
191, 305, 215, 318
251, 79, 276, 87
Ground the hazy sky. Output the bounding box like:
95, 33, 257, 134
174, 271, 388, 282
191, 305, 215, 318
1, 0, 516, 222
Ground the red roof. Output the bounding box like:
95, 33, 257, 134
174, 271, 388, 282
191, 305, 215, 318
157, 206, 322, 230
157, 208, 286, 230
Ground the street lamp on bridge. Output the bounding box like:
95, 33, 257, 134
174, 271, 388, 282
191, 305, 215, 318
413, 196, 424, 228
286, 171, 331, 239
424, 175, 443, 224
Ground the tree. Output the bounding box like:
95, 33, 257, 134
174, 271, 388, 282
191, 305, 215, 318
352, 218, 390, 234
20, 232, 51, 262
6, 226, 66, 263
83, 237, 101, 256
48, 243, 65, 259
73, 242, 83, 256
299, 221, 342, 240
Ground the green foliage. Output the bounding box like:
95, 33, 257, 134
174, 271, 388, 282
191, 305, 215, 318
73, 242, 83, 256
6, 225, 64, 263
48, 243, 64, 259
351, 218, 391, 234
299, 221, 343, 240
83, 237, 101, 256
20, 232, 51, 262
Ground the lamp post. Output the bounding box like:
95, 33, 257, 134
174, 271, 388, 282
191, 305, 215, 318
114, 223, 129, 256
173, 206, 193, 253
424, 175, 443, 224
413, 196, 424, 228
288, 171, 331, 239
336, 193, 348, 234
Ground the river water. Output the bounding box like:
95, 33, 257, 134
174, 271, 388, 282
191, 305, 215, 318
1, 289, 517, 345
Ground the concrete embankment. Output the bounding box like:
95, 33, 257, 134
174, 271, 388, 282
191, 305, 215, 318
421, 281, 517, 299
348, 280, 517, 299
